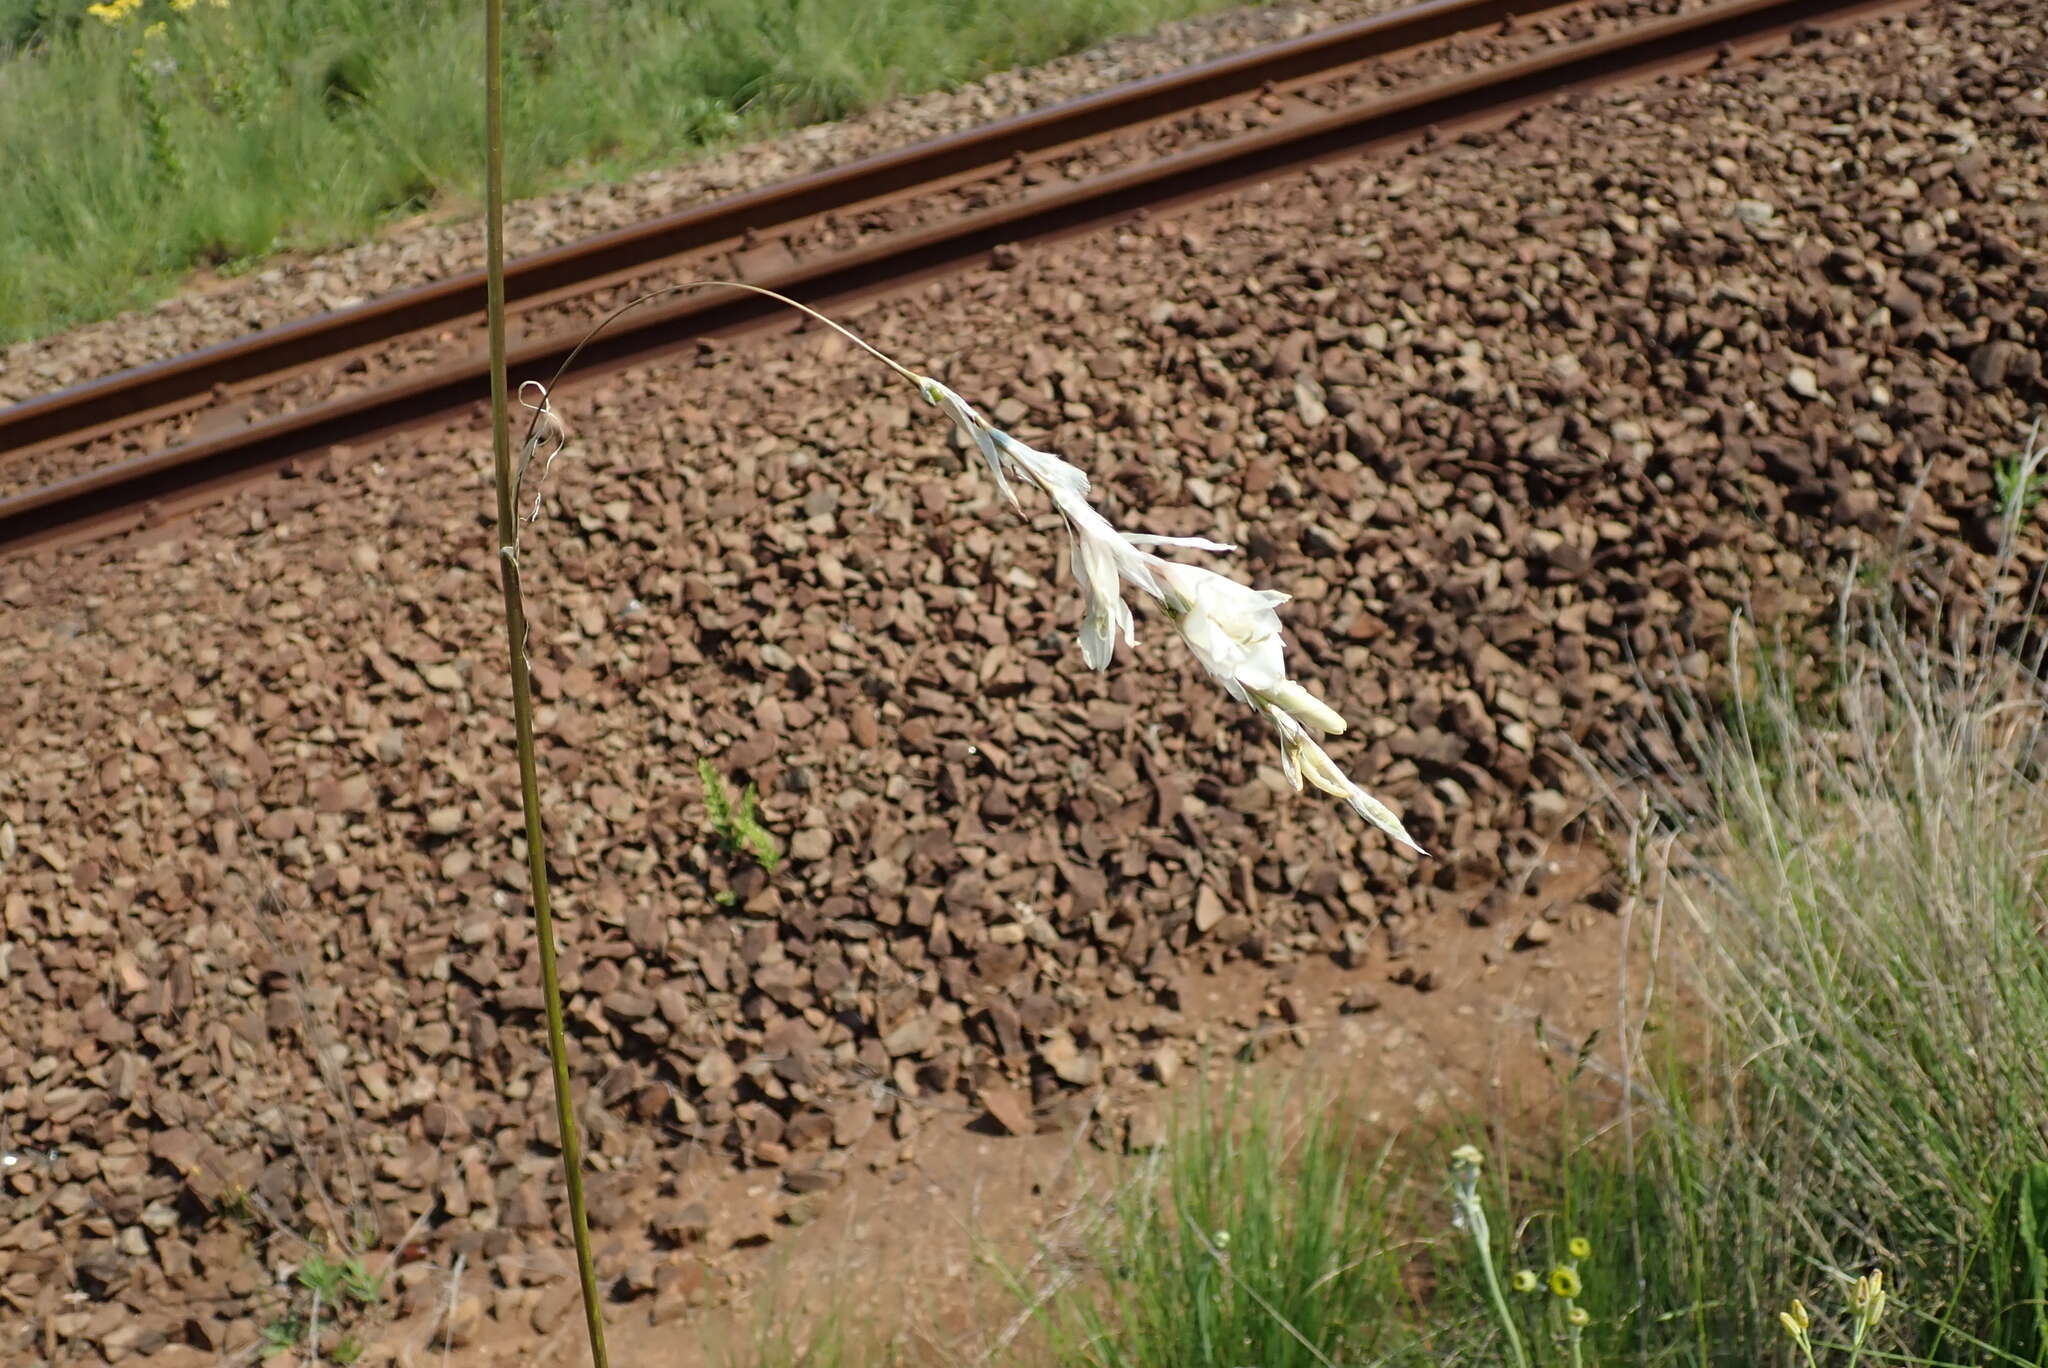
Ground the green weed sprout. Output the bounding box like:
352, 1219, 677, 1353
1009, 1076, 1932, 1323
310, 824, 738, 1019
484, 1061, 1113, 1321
296, 1251, 382, 1308
697, 758, 780, 874
288, 1250, 385, 1364
1994, 434, 2043, 525
340, 1256, 383, 1308
259, 1314, 302, 1360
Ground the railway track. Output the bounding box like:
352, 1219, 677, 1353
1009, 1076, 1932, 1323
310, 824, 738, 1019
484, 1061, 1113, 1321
0, 0, 1921, 557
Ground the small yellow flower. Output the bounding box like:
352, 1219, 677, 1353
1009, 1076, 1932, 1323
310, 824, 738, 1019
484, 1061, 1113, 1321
1780, 1298, 1812, 1344
143, 19, 167, 39
1566, 1306, 1591, 1328
1549, 1267, 1583, 1299
1511, 1270, 1539, 1294
171, 0, 197, 10
1568, 1236, 1592, 1261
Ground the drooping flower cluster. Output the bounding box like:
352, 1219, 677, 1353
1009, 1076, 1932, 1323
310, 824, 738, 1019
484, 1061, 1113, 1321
912, 375, 1423, 855
631, 283, 1425, 853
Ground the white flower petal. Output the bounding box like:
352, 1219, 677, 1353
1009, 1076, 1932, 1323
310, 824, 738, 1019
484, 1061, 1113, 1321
1256, 679, 1347, 735
990, 430, 1090, 501
1146, 559, 1292, 698
1293, 733, 1427, 855
1123, 533, 1237, 553
1067, 519, 1137, 670
918, 376, 1020, 510
1044, 481, 1170, 604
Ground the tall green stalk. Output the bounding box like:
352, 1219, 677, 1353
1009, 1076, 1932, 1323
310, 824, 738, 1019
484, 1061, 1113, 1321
482, 2, 610, 1364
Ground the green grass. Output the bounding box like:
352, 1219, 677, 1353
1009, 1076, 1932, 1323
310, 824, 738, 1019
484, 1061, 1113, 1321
0, 0, 1247, 343
1033, 1086, 1428, 1368
1629, 601, 2048, 1365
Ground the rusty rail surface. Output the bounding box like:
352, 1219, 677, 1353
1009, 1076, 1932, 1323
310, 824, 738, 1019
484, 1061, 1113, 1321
0, 0, 1920, 556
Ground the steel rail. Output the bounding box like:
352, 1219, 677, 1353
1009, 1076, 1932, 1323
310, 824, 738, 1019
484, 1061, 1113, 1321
0, 0, 1563, 459
0, 0, 1920, 556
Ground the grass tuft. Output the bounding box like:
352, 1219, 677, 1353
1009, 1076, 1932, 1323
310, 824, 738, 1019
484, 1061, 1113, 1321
1642, 595, 2048, 1364
1037, 1086, 1423, 1368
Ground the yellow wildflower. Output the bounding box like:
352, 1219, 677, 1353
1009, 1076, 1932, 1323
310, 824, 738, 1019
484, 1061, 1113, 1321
1548, 1267, 1582, 1299
143, 19, 167, 39
1511, 1270, 1539, 1294
87, 0, 144, 23
1566, 1307, 1591, 1328
1568, 1236, 1592, 1261
171, 0, 197, 10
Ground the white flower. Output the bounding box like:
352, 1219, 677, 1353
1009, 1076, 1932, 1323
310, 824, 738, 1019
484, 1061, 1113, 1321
989, 427, 1090, 504
1064, 498, 1139, 670
830, 319, 1414, 849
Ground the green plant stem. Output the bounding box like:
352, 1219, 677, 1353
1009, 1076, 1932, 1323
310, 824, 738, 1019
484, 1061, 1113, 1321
1477, 1255, 1529, 1368
482, 2, 608, 1365
1463, 1205, 1529, 1368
